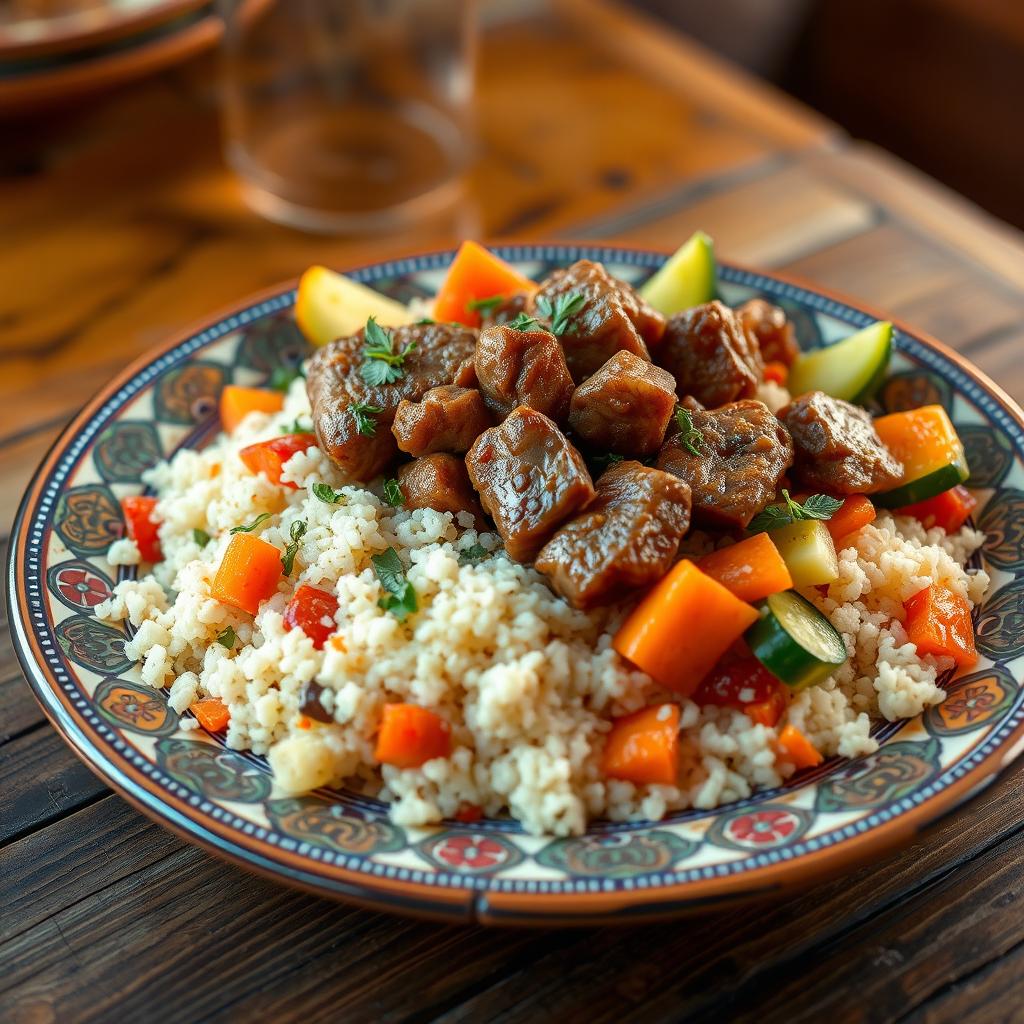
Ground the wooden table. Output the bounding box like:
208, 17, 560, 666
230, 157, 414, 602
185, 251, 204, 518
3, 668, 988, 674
4, 2, 1024, 1021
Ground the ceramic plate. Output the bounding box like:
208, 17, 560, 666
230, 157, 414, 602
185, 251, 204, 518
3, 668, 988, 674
9, 244, 1024, 925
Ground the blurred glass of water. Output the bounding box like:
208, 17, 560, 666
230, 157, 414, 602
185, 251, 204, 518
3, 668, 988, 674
218, 0, 477, 232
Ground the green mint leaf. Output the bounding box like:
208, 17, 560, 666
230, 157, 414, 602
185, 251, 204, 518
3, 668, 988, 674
281, 519, 307, 575
799, 493, 844, 521
216, 626, 236, 649
467, 295, 505, 315
312, 482, 345, 505
458, 542, 489, 566
371, 546, 406, 596
747, 504, 794, 534
383, 478, 404, 507
377, 583, 418, 622
364, 315, 392, 352
192, 528, 212, 547
230, 512, 273, 535
351, 402, 382, 437
269, 365, 304, 391
507, 311, 543, 332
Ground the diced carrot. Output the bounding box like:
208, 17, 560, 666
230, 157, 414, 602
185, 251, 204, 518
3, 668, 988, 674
374, 703, 452, 768
211, 533, 283, 615
601, 704, 680, 785
220, 385, 285, 434
775, 724, 823, 770
191, 698, 230, 732
120, 495, 162, 562
826, 495, 877, 542
904, 583, 978, 668
239, 433, 317, 488
696, 533, 793, 603
746, 689, 787, 728
284, 584, 339, 649
873, 405, 966, 486
614, 561, 760, 696
433, 241, 538, 327
897, 485, 977, 533
763, 361, 789, 386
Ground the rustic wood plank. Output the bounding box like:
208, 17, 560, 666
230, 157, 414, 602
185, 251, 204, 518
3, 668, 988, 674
0, 673, 42, 747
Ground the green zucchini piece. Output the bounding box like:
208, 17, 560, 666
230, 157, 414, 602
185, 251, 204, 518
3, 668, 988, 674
770, 520, 839, 588
639, 231, 716, 315
746, 591, 847, 690
788, 321, 892, 402
874, 462, 970, 508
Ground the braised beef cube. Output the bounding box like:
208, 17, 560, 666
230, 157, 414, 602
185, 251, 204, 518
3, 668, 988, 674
529, 260, 663, 381
479, 293, 529, 328
451, 355, 478, 388
657, 398, 793, 529
657, 301, 763, 408
737, 299, 800, 366
466, 406, 595, 562
392, 385, 494, 457
306, 322, 477, 480
779, 391, 904, 495
568, 351, 677, 456
536, 461, 691, 609
397, 454, 485, 524
474, 324, 575, 422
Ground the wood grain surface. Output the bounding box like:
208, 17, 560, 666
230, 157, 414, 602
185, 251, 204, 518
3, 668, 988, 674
3, 2, 1024, 1022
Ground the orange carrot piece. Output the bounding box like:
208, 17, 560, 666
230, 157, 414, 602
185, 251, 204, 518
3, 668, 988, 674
763, 361, 789, 386
433, 241, 538, 327
745, 688, 786, 728
211, 533, 283, 615
775, 724, 823, 770
826, 495, 877, 542
375, 703, 452, 768
873, 405, 966, 484
904, 583, 978, 668
696, 533, 793, 603
220, 385, 284, 434
614, 561, 760, 696
191, 698, 230, 732
601, 704, 680, 785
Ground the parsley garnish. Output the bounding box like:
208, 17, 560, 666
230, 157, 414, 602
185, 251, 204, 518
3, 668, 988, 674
281, 416, 312, 435
507, 311, 543, 332
216, 626, 236, 649
312, 482, 345, 504
230, 513, 273, 535
675, 407, 705, 456
536, 291, 585, 335
269, 365, 304, 391
192, 528, 211, 547
371, 547, 418, 622
359, 316, 417, 386
747, 490, 844, 534
281, 520, 307, 575
458, 542, 489, 566
467, 295, 505, 316
383, 478, 404, 507
351, 402, 383, 436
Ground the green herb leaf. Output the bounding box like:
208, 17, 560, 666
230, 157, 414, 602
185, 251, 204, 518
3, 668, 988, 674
378, 586, 418, 622
536, 291, 585, 335
382, 478, 404, 507
192, 528, 212, 547
458, 542, 489, 566
281, 519, 307, 575
467, 295, 505, 315
216, 625, 236, 649
230, 512, 273, 535
415, 317, 435, 325
674, 407, 705, 457
798, 493, 845, 520
748, 490, 844, 534
359, 316, 417, 385
746, 505, 794, 534
351, 402, 383, 437
269, 365, 304, 391
312, 482, 345, 505
507, 311, 543, 332
360, 359, 402, 386
371, 547, 418, 622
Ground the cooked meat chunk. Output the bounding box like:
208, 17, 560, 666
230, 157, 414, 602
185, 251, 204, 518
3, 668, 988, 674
479, 293, 529, 328
568, 351, 677, 455
536, 461, 691, 609
657, 398, 793, 529
657, 301, 763, 408
397, 454, 485, 524
451, 355, 478, 388
737, 299, 800, 366
529, 259, 664, 381
392, 385, 494, 456
779, 390, 904, 494
306, 322, 477, 479
474, 324, 575, 423
466, 406, 595, 562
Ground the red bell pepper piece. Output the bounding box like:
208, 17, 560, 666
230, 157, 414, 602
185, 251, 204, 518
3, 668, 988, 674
897, 485, 977, 533
826, 495, 877, 542
763, 361, 789, 386
239, 434, 317, 488
904, 583, 978, 668
695, 657, 783, 707
120, 495, 162, 562
283, 584, 339, 649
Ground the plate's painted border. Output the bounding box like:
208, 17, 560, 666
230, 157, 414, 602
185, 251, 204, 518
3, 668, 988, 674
9, 243, 1024, 925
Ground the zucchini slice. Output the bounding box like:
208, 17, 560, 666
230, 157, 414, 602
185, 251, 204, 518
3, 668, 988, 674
788, 320, 892, 402
639, 231, 716, 315
769, 520, 839, 589
746, 591, 848, 690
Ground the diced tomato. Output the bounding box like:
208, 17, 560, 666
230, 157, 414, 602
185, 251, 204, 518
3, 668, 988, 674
284, 584, 339, 649
694, 657, 782, 709
120, 495, 162, 562
904, 583, 978, 668
897, 485, 977, 534
763, 361, 789, 386
239, 434, 317, 488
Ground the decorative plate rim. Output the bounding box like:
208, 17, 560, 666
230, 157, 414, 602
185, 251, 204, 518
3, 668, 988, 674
9, 241, 1024, 926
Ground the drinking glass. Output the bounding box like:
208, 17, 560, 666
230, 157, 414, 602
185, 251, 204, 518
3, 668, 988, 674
217, 0, 477, 232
